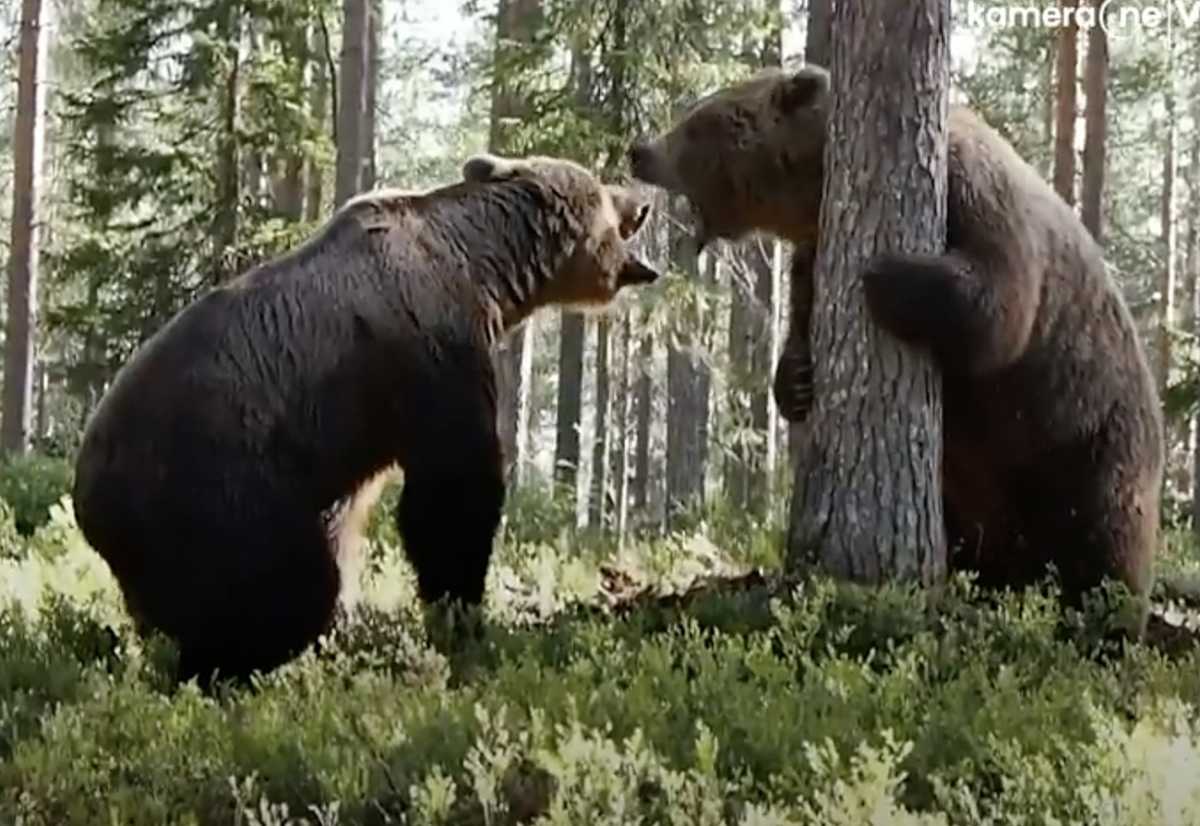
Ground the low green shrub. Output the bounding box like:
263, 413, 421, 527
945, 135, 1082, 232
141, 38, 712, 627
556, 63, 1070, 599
0, 453, 73, 536
1, 501, 1200, 824
500, 479, 579, 549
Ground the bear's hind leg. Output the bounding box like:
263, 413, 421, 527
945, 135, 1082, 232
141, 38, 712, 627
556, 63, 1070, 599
1025, 463, 1156, 640
172, 517, 342, 687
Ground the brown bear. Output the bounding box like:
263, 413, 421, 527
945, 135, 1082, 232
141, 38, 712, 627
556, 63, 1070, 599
629, 65, 1163, 630
73, 154, 660, 684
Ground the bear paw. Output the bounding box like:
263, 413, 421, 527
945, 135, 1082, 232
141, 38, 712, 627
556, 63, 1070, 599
862, 254, 931, 345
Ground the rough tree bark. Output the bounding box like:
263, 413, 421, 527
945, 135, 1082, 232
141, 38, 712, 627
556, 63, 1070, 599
665, 218, 712, 528
211, 2, 243, 284
489, 0, 541, 485
755, 0, 783, 493
362, 0, 378, 190
1053, 0, 1078, 206
555, 315, 586, 492
766, 244, 782, 496
774, 0, 830, 469
586, 0, 633, 528
34, 361, 47, 442
805, 0, 830, 67
240, 21, 264, 209
726, 249, 752, 507
275, 22, 309, 220
305, 22, 328, 222
1188, 99, 1200, 533
751, 239, 777, 503
726, 241, 775, 515
2, 0, 47, 454
1157, 32, 1177, 396
1043, 32, 1057, 179
632, 307, 654, 513
630, 191, 664, 522
588, 319, 612, 529
615, 311, 633, 545
553, 38, 590, 499
725, 7, 780, 514
787, 0, 949, 585
1080, 0, 1107, 241
334, 0, 367, 206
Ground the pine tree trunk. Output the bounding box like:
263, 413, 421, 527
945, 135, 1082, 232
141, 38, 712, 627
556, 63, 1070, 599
305, 22, 329, 222
75, 278, 102, 426
2, 0, 46, 455
34, 360, 47, 442
1080, 0, 1107, 241
334, 0, 367, 206
632, 202, 665, 524
240, 22, 263, 209
241, 148, 263, 208
212, 3, 242, 284
787, 0, 949, 585
490, 0, 541, 485
278, 155, 306, 220
766, 243, 782, 500
553, 38, 590, 502
805, 0, 830, 66
1053, 0, 1078, 206
632, 314, 653, 513
494, 327, 535, 486
1157, 35, 1177, 396
275, 23, 309, 220
615, 311, 633, 546
665, 214, 711, 528
586, 0, 629, 528
759, 3, 783, 501
555, 314, 585, 493
748, 238, 775, 513
1043, 32, 1057, 179
362, 0, 378, 190
779, 0, 831, 473
725, 248, 752, 509
779, 246, 815, 467
588, 319, 612, 530
725, 239, 774, 516
1188, 98, 1200, 534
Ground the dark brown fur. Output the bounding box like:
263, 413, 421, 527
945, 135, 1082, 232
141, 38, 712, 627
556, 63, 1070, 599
630, 66, 1163, 630
73, 155, 659, 684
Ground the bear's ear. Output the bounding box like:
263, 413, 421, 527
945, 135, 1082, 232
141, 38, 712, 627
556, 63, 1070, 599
462, 154, 527, 183
608, 186, 652, 240
774, 66, 829, 114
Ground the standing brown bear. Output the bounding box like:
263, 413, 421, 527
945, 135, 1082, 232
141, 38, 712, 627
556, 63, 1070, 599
73, 154, 660, 684
630, 65, 1163, 629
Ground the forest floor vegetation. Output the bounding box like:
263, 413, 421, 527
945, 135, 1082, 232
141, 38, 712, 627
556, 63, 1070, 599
2, 465, 1200, 824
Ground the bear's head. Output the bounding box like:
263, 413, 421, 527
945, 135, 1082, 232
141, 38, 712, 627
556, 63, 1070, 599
628, 65, 830, 250
461, 153, 660, 312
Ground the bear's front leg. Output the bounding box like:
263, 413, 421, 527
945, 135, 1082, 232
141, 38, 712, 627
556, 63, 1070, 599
862, 252, 968, 347
862, 251, 1034, 375
395, 341, 507, 613
773, 245, 816, 423
398, 463, 505, 608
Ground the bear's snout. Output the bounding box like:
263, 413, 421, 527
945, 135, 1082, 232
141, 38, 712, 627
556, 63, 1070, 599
618, 257, 661, 288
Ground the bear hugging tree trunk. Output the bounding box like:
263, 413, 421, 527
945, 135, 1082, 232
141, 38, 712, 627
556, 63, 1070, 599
72, 154, 660, 686
630, 64, 1164, 635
